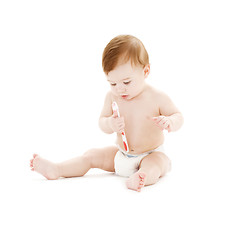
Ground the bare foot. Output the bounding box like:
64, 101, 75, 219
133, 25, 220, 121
30, 154, 60, 180
126, 172, 146, 192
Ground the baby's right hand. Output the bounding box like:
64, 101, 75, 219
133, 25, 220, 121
108, 111, 125, 133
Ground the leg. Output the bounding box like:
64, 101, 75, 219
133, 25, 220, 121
126, 152, 171, 192
30, 146, 118, 180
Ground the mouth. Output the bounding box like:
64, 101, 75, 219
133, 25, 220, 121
121, 94, 129, 99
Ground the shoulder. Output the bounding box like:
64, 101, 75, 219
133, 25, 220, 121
104, 91, 113, 102
100, 91, 113, 117
147, 86, 175, 110
103, 91, 117, 108
146, 85, 170, 101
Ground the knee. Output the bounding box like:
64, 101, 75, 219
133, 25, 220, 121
143, 166, 161, 186
82, 148, 99, 168
149, 164, 162, 180
156, 153, 171, 176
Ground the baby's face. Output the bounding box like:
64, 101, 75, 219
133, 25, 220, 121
107, 61, 150, 100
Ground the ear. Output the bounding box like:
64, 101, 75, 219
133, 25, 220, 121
143, 64, 150, 78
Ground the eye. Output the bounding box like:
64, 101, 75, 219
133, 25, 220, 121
124, 81, 131, 85
110, 83, 116, 86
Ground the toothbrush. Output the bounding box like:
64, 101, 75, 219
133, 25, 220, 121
112, 102, 129, 152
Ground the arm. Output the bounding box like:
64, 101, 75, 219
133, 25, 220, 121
153, 92, 184, 132
99, 92, 113, 134
167, 112, 184, 132
98, 92, 125, 134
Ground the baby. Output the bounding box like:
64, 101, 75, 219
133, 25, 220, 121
30, 35, 184, 192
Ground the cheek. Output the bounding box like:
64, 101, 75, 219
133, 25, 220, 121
110, 87, 117, 95
132, 83, 143, 94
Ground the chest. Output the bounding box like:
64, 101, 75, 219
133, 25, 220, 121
117, 98, 159, 124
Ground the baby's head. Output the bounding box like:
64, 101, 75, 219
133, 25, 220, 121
102, 35, 149, 75
102, 35, 150, 100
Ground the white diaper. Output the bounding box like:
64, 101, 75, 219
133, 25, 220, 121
114, 145, 165, 177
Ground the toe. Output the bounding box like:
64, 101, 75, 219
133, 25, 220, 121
139, 173, 146, 179
30, 159, 33, 166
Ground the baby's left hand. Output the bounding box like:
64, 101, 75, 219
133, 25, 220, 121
152, 116, 172, 132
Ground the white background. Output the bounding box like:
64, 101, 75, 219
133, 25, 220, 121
0, 0, 234, 239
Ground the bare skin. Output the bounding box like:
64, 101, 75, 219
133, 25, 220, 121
30, 146, 117, 180
30, 60, 183, 192
30, 154, 60, 180
126, 172, 146, 192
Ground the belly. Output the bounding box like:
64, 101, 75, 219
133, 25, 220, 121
116, 118, 164, 154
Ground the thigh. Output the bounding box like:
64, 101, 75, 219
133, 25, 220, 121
84, 146, 118, 172
139, 151, 171, 177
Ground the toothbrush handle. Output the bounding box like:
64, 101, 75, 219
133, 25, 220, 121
121, 131, 129, 152
112, 102, 129, 152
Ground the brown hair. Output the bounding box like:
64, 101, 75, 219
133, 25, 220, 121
102, 35, 149, 74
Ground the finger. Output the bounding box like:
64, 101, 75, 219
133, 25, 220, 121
166, 125, 171, 132
163, 120, 169, 129
118, 125, 125, 132
152, 116, 161, 120
157, 119, 166, 127
117, 119, 125, 127
30, 159, 33, 167
119, 123, 125, 131
153, 118, 164, 127
158, 117, 167, 125
152, 116, 163, 124
118, 121, 125, 127
117, 118, 124, 123
157, 119, 168, 129
113, 111, 118, 118
152, 117, 166, 130
118, 128, 124, 133
152, 117, 159, 122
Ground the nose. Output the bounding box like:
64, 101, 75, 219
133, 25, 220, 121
117, 83, 126, 93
